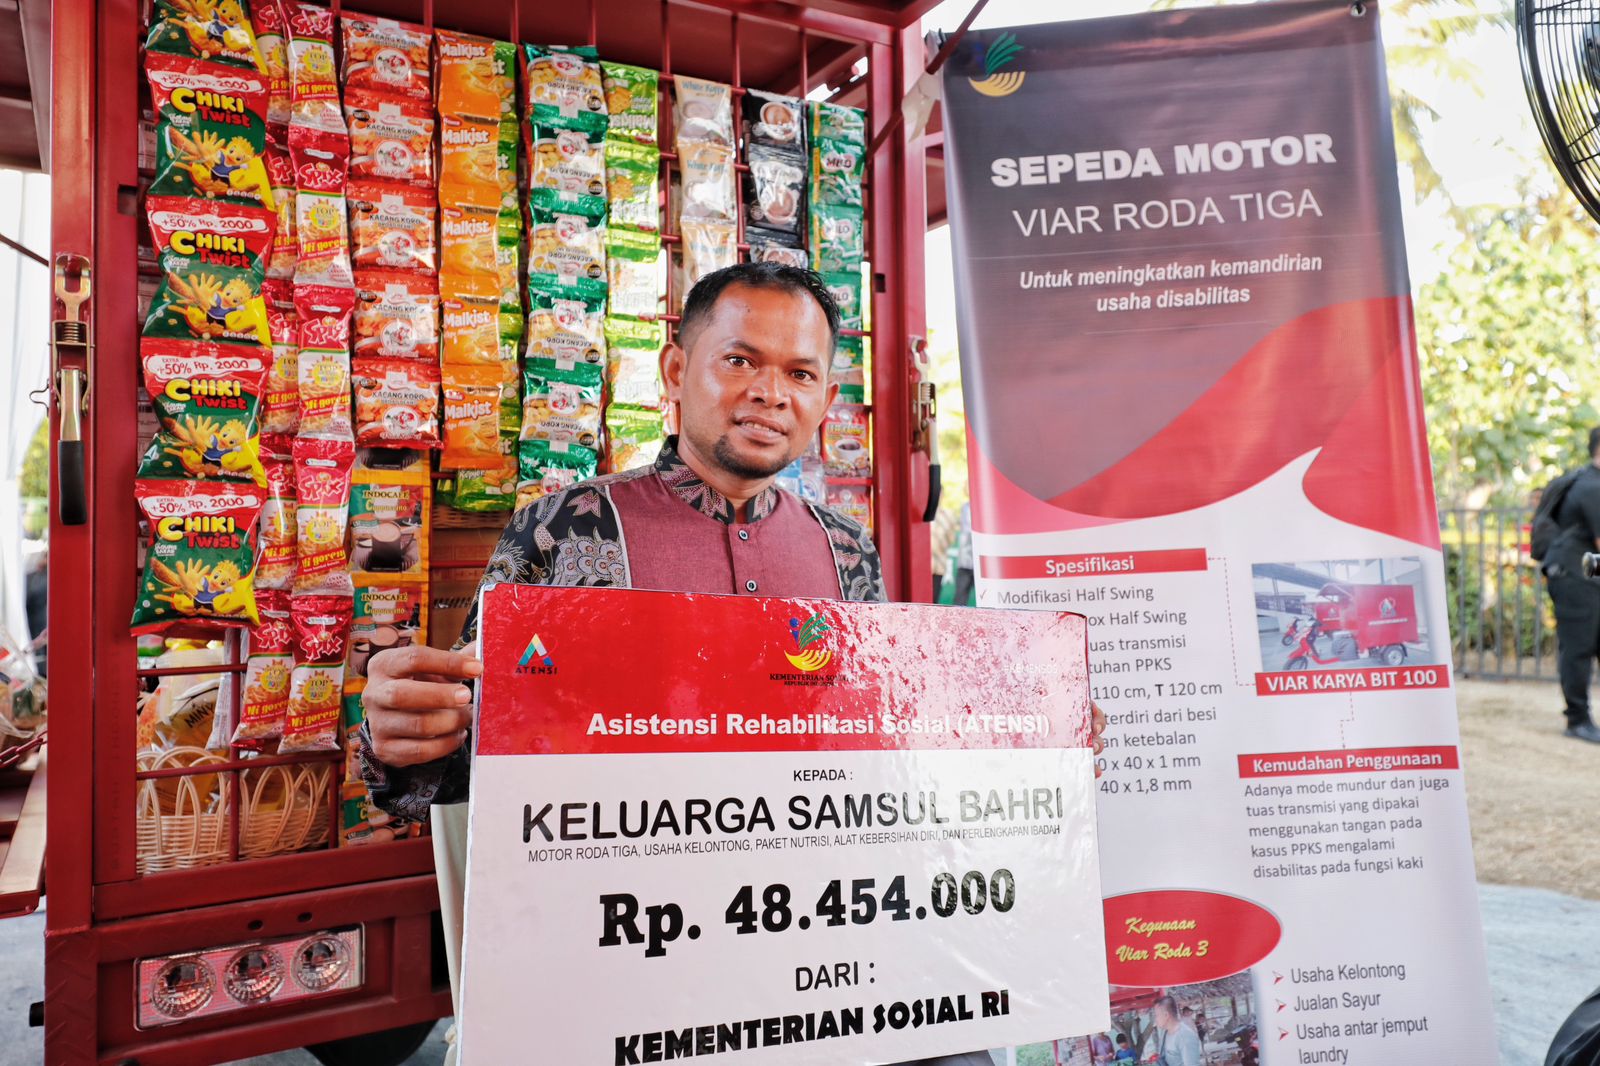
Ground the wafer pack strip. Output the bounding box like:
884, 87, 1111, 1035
132, 479, 266, 634
145, 53, 275, 210
144, 196, 275, 347
137, 338, 270, 485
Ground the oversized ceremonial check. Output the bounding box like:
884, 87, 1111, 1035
457, 586, 1108, 1064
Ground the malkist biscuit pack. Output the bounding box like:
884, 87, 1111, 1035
441, 363, 504, 470
435, 30, 515, 122
137, 337, 271, 486
132, 478, 266, 634
143, 195, 275, 348
440, 275, 501, 366
145, 53, 275, 210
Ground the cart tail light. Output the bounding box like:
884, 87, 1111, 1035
136, 926, 363, 1029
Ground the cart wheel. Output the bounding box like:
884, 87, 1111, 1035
306, 1019, 438, 1066
1382, 644, 1407, 667
1286, 656, 1308, 671
1280, 632, 1295, 647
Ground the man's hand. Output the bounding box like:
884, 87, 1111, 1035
364, 644, 483, 768
1092, 700, 1107, 778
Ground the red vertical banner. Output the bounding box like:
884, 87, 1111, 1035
942, 4, 1495, 1063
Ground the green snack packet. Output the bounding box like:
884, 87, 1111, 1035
497, 209, 523, 314
526, 179, 609, 227
527, 274, 607, 364
810, 101, 866, 148
605, 316, 663, 409
601, 61, 659, 145
523, 44, 609, 135
812, 135, 865, 208
527, 203, 608, 299
146, 53, 275, 211
832, 333, 865, 374
521, 357, 604, 448
605, 139, 661, 232
144, 196, 275, 347
809, 203, 865, 275
605, 404, 665, 473
605, 226, 662, 319
822, 271, 863, 332
497, 119, 520, 212
447, 433, 519, 513
517, 438, 600, 503
146, 0, 266, 72
132, 478, 266, 634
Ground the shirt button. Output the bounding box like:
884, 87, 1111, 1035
738, 529, 749, 541
745, 580, 758, 592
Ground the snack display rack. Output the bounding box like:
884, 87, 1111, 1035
36, 0, 938, 1062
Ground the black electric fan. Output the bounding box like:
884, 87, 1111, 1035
1519, 0, 1600, 223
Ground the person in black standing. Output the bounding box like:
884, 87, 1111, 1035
1545, 427, 1600, 742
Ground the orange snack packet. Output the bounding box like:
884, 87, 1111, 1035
350, 180, 438, 273
439, 275, 501, 366
439, 114, 500, 189
341, 15, 432, 101
354, 271, 439, 362
347, 93, 436, 186
439, 192, 500, 279
441, 363, 503, 470
352, 356, 442, 449
435, 31, 514, 122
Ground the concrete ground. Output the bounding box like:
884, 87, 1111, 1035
0, 678, 1592, 1065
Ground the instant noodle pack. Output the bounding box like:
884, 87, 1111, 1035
134, 4, 875, 850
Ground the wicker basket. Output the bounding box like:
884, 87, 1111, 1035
431, 501, 513, 529
136, 747, 333, 875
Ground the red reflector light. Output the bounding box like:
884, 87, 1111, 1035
136, 927, 363, 1029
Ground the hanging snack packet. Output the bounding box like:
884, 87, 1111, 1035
349, 180, 437, 273
353, 357, 442, 448
349, 465, 429, 582
812, 135, 865, 208
605, 405, 665, 473
137, 337, 270, 485
499, 311, 525, 368
440, 276, 502, 366
348, 585, 427, 681
810, 101, 866, 148
294, 284, 354, 439
292, 435, 356, 595
833, 333, 866, 387
497, 210, 523, 313
347, 94, 435, 185
528, 123, 607, 206
144, 196, 274, 347
441, 364, 504, 470
146, 0, 266, 73
605, 316, 662, 409
146, 53, 274, 209
810, 202, 865, 274
286, 2, 343, 131
439, 113, 500, 189
674, 76, 733, 146
253, 0, 292, 129
679, 141, 736, 221
527, 203, 606, 296
439, 193, 500, 280
527, 276, 606, 364
521, 358, 603, 448
289, 125, 353, 288
496, 356, 521, 435
605, 139, 660, 232
823, 270, 863, 332
132, 479, 266, 634
826, 481, 873, 534
256, 452, 297, 590
341, 15, 432, 101
354, 272, 439, 362
447, 433, 520, 512
604, 227, 661, 320
748, 231, 808, 269
436, 31, 515, 122
264, 146, 297, 280
516, 439, 598, 506
280, 594, 353, 754
745, 143, 806, 236
743, 89, 804, 153
523, 44, 608, 134
601, 61, 658, 145
822, 403, 872, 477
232, 589, 294, 749
680, 218, 738, 292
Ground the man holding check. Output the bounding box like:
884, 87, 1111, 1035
359, 262, 1105, 1066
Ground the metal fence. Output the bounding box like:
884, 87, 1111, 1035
1442, 507, 1557, 681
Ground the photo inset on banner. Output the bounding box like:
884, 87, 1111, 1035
1252, 557, 1438, 674
1013, 974, 1258, 1066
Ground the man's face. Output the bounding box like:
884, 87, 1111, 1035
662, 284, 838, 481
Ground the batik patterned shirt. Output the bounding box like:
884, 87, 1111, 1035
358, 437, 884, 822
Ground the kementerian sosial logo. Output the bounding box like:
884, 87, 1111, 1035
785, 613, 833, 672
969, 32, 1025, 98
516, 633, 557, 675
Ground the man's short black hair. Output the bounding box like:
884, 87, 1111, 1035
1589, 425, 1600, 458
678, 261, 841, 354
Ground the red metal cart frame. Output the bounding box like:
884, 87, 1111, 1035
43, 0, 937, 1061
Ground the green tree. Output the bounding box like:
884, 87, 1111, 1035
1416, 193, 1600, 508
